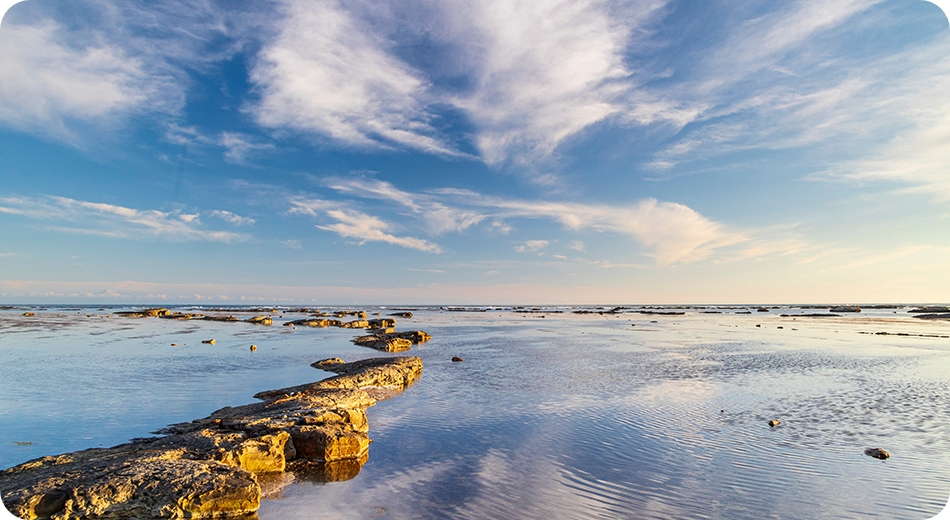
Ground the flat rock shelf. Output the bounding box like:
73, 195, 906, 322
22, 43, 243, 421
0, 356, 423, 520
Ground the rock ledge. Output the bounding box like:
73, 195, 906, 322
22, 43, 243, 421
1, 356, 423, 519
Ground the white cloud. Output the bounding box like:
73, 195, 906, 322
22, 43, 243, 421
803, 40, 950, 201
437, 189, 747, 265
813, 108, 950, 201
515, 240, 549, 253
488, 221, 513, 235
317, 208, 442, 253
247, 0, 458, 156
0, 20, 181, 143
208, 210, 256, 226
309, 179, 803, 266
633, 2, 950, 208
695, 0, 882, 94
282, 239, 302, 249
287, 195, 441, 252
0, 195, 248, 242
286, 196, 338, 217
219, 132, 275, 164
244, 0, 695, 167
443, 0, 671, 165
324, 177, 485, 234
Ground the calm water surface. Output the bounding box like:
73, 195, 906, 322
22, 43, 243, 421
1, 305, 949, 519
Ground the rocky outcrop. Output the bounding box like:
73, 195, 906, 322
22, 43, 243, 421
908, 306, 950, 313
159, 312, 205, 320
202, 316, 240, 323
912, 313, 950, 320
830, 306, 861, 313
864, 447, 890, 460
245, 316, 273, 326
351, 330, 431, 352
116, 308, 171, 318
1, 357, 423, 519
284, 318, 343, 328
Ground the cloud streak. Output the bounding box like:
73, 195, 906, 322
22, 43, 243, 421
0, 195, 249, 242
288, 196, 442, 253
438, 189, 748, 265
0, 20, 180, 143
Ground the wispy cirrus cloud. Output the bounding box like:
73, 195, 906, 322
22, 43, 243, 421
0, 20, 180, 144
440, 0, 673, 166
437, 189, 748, 265
288, 196, 442, 253
515, 240, 549, 253
298, 177, 815, 265
208, 210, 255, 226
244, 0, 697, 168
318, 209, 442, 253
247, 0, 460, 157
0, 0, 259, 145
324, 177, 485, 234
803, 38, 950, 201
642, 0, 950, 185
0, 195, 249, 242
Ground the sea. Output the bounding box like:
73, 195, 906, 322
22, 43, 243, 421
1, 304, 949, 519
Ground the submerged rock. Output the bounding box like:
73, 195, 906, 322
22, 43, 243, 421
0, 357, 423, 519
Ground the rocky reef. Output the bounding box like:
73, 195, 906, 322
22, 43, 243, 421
352, 330, 432, 352
0, 356, 423, 519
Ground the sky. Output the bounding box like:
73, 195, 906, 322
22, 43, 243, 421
0, 0, 948, 305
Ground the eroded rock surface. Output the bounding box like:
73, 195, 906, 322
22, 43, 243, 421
352, 330, 431, 352
1, 357, 423, 519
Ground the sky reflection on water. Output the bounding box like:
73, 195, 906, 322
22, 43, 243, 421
2, 306, 949, 519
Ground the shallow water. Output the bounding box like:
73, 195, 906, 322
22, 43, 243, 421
2, 305, 949, 519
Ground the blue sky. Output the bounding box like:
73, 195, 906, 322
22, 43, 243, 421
0, 0, 948, 304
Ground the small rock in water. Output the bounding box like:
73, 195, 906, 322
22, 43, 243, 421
23, 312, 35, 317
768, 420, 781, 427
250, 345, 257, 351
171, 343, 178, 346
201, 339, 216, 345
451, 356, 463, 362
865, 447, 890, 460
756, 324, 761, 327
313, 357, 345, 368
